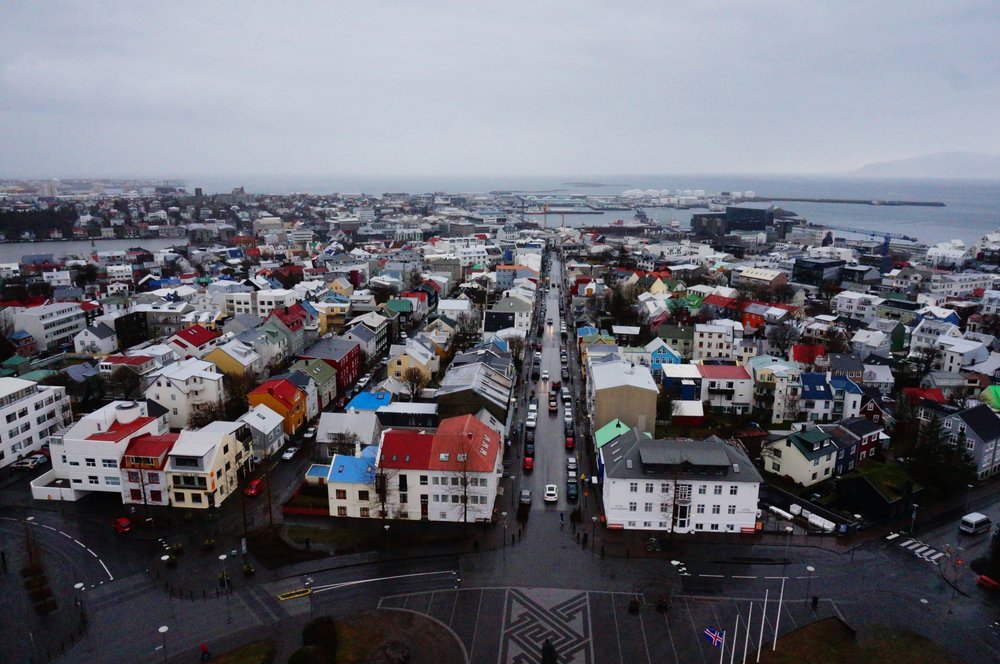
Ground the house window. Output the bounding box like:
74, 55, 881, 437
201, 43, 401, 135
728, 505, 736, 515
420, 475, 428, 485
660, 503, 670, 512
336, 489, 347, 500
644, 503, 652, 512
103, 459, 116, 468
88, 475, 98, 485
127, 471, 140, 483
628, 502, 637, 512
696, 504, 705, 514
150, 490, 162, 502
360, 507, 370, 517
147, 473, 159, 484
358, 490, 370, 501
645, 483, 654, 493
660, 483, 670, 493
710, 523, 720, 531
711, 505, 720, 514
698, 486, 706, 495
729, 485, 738, 496
105, 476, 120, 486
713, 485, 722, 495
86, 458, 96, 467
337, 506, 347, 517
629, 482, 638, 493
130, 489, 142, 501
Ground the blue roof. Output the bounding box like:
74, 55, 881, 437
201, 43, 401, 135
830, 375, 863, 394
578, 326, 599, 337
8, 330, 33, 340
300, 300, 319, 316
306, 463, 330, 478
325, 446, 377, 484
346, 391, 392, 411
800, 373, 833, 400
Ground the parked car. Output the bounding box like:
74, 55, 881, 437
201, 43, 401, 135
541, 370, 549, 382
564, 420, 573, 436
526, 429, 535, 444
11, 455, 47, 470
566, 483, 579, 502
280, 446, 300, 461
565, 436, 575, 450
561, 367, 570, 380
244, 479, 265, 497
566, 457, 578, 471
523, 456, 534, 473
567, 469, 578, 484
552, 379, 561, 390
528, 402, 538, 415
526, 413, 537, 429
519, 489, 532, 506
525, 442, 535, 457
543, 484, 559, 502
303, 427, 317, 440
549, 398, 558, 414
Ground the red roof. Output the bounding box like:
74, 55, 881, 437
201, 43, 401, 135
104, 354, 154, 366
250, 379, 304, 410
88, 416, 156, 443
696, 365, 751, 380
80, 301, 102, 312
791, 344, 828, 364
121, 433, 179, 468
428, 415, 501, 473
703, 294, 738, 309
268, 302, 308, 332
903, 387, 947, 405
401, 291, 427, 303
171, 324, 220, 348
379, 430, 434, 469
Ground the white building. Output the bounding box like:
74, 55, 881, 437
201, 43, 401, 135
145, 359, 226, 429
601, 432, 761, 534
12, 302, 86, 351
74, 322, 119, 356
238, 404, 286, 460
928, 271, 997, 298
831, 291, 885, 323
30, 400, 170, 501
0, 378, 72, 470
166, 421, 252, 509
106, 264, 135, 284
692, 324, 734, 361
42, 270, 74, 288
762, 426, 837, 487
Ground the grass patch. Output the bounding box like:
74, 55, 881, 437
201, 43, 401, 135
334, 610, 465, 664
245, 527, 327, 569
759, 618, 961, 664
286, 521, 473, 555
208, 639, 275, 664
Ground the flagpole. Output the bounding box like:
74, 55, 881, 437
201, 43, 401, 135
719, 631, 726, 664
756, 589, 769, 663
772, 577, 786, 652
742, 603, 753, 664
730, 611, 739, 664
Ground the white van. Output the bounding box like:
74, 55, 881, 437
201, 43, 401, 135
960, 512, 992, 535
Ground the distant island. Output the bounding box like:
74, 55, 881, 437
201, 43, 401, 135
853, 152, 1000, 179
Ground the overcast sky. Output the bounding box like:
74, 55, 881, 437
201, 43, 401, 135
2, 1, 998, 179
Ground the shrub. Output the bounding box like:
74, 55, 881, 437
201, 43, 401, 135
302, 616, 338, 658
287, 646, 324, 664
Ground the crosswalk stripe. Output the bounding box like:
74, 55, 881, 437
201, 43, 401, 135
913, 546, 929, 555
905, 541, 923, 550
898, 538, 913, 547
886, 533, 901, 541
929, 552, 945, 561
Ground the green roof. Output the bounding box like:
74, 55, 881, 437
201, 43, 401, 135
386, 299, 413, 313
19, 369, 58, 382
1, 355, 30, 367
786, 428, 834, 461
848, 460, 922, 502
981, 385, 1000, 411
594, 420, 651, 448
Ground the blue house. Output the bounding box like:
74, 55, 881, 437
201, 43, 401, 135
799, 373, 834, 422
644, 339, 682, 380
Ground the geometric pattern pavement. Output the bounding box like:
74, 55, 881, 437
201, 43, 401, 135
500, 589, 591, 663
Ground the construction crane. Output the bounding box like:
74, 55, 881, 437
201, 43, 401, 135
818, 224, 919, 274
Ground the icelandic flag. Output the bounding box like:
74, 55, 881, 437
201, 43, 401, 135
704, 627, 724, 647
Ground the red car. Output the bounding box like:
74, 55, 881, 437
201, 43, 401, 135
113, 517, 132, 534
552, 380, 561, 390
244, 479, 265, 497
523, 456, 534, 473
565, 436, 575, 450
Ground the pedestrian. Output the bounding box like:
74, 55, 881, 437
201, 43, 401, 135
200, 642, 211, 661
560, 512, 565, 529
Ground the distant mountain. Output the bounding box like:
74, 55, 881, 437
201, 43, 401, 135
853, 152, 1000, 179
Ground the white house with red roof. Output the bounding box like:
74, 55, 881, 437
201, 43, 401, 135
30, 400, 170, 502
120, 432, 178, 506
165, 324, 223, 360
98, 354, 159, 377
696, 364, 753, 414
326, 415, 503, 523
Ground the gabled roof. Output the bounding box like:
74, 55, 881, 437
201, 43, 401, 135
122, 433, 178, 466
696, 365, 751, 380
171, 324, 220, 348
249, 379, 305, 410
800, 373, 833, 400
954, 404, 1000, 442
428, 415, 501, 473
327, 446, 378, 484
379, 429, 434, 469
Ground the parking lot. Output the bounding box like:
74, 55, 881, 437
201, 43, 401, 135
378, 579, 832, 664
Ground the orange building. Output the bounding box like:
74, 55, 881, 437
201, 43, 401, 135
248, 379, 307, 436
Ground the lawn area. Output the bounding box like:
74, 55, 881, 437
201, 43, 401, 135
286, 521, 474, 555
245, 527, 327, 569
335, 609, 465, 664
760, 618, 962, 664
209, 639, 275, 663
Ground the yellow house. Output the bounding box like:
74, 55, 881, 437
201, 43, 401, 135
313, 299, 352, 335
328, 277, 355, 298
203, 339, 262, 378
387, 341, 437, 383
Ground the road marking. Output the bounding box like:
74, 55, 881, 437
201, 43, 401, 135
470, 590, 483, 662
929, 552, 945, 562
4, 517, 113, 581
913, 546, 929, 555
886, 533, 900, 541
732, 575, 757, 580
662, 603, 679, 664
683, 596, 708, 664
898, 538, 912, 546
310, 570, 457, 595
698, 574, 725, 578
637, 597, 653, 664
277, 588, 312, 601
611, 593, 624, 664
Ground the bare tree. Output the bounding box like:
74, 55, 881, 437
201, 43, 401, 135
188, 400, 227, 428
506, 336, 525, 367
766, 322, 801, 358
105, 366, 142, 399
401, 366, 429, 402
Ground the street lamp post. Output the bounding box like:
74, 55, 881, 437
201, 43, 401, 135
669, 559, 683, 609
158, 625, 169, 663
384, 524, 390, 553
501, 512, 508, 553
219, 554, 232, 623
591, 515, 598, 554
919, 598, 929, 632
783, 526, 793, 563
805, 566, 815, 602
965, 484, 973, 512
910, 504, 919, 535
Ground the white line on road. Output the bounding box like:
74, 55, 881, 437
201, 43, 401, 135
698, 574, 725, 578
310, 570, 457, 594
732, 575, 757, 580
886, 533, 900, 540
